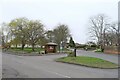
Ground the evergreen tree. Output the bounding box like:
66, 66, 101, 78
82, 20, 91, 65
69, 37, 75, 48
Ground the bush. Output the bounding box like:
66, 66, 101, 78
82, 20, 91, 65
67, 51, 75, 57
94, 49, 102, 52
91, 44, 97, 48
76, 44, 87, 49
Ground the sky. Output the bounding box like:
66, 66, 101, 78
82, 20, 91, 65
0, 0, 119, 44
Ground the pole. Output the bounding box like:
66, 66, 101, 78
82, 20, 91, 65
118, 23, 120, 54
74, 46, 76, 57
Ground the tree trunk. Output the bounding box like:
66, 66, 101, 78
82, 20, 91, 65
59, 45, 60, 53
15, 44, 17, 48
21, 44, 25, 50
32, 44, 35, 51
21, 39, 25, 50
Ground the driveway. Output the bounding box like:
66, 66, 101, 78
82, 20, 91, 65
2, 52, 118, 78
76, 50, 118, 64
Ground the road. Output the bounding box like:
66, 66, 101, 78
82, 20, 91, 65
2, 51, 118, 78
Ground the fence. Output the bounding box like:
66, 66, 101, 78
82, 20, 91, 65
104, 46, 120, 54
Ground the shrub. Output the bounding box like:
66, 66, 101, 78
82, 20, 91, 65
94, 49, 102, 52
77, 44, 87, 49
67, 51, 75, 57
91, 44, 97, 48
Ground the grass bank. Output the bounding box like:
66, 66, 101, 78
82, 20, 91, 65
56, 56, 118, 69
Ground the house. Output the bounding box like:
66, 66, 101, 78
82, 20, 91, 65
45, 42, 57, 54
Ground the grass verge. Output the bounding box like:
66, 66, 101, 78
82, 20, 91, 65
56, 56, 118, 69
9, 47, 44, 53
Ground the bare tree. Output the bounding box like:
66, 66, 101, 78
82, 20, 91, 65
89, 14, 110, 50
103, 22, 119, 46
110, 23, 119, 38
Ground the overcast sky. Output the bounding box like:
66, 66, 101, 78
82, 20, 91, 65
0, 0, 119, 44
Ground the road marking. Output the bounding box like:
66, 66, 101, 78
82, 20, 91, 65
46, 70, 71, 78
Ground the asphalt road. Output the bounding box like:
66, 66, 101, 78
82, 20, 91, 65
2, 51, 118, 78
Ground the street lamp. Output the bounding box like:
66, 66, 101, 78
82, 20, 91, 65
60, 41, 63, 53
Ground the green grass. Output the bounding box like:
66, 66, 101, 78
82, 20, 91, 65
9, 47, 70, 53
56, 56, 118, 69
10, 47, 44, 53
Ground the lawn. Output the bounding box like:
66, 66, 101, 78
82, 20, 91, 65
9, 47, 44, 53
56, 56, 118, 69
9, 47, 71, 53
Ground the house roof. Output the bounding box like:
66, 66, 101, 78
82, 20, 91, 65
45, 42, 58, 46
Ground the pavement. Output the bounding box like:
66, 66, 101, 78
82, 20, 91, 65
2, 50, 119, 78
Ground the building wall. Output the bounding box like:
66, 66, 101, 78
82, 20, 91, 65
45, 45, 56, 53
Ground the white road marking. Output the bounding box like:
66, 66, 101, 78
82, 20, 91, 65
46, 70, 71, 78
